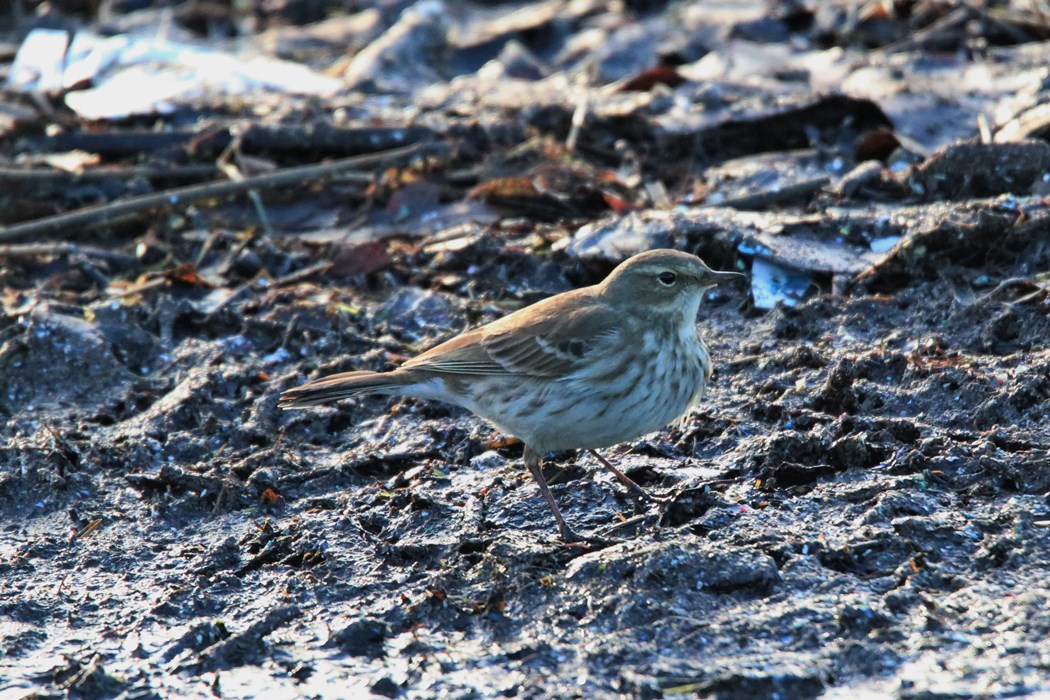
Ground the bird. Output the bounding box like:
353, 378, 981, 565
279, 249, 743, 542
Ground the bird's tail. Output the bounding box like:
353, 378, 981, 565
278, 370, 412, 408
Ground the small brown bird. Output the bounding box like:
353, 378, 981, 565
280, 249, 742, 541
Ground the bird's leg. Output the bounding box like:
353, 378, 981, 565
524, 447, 582, 543
589, 449, 657, 504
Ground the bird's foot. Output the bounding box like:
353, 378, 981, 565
558, 525, 584, 544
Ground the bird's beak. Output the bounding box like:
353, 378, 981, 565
703, 268, 747, 285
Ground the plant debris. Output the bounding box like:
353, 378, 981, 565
2, 1, 1049, 698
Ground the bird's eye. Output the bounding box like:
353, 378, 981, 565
657, 271, 677, 286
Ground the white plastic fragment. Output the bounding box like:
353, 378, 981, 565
7, 28, 70, 91
749, 258, 812, 309
8, 27, 340, 120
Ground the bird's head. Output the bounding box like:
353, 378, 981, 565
599, 249, 744, 319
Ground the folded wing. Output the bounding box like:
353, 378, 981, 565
402, 289, 618, 379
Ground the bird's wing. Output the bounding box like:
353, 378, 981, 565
401, 289, 619, 378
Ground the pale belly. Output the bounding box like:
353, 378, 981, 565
459, 340, 709, 453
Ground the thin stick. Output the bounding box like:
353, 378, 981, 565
0, 141, 446, 244
0, 241, 137, 265
0, 164, 218, 182
273, 261, 333, 287
876, 5, 976, 55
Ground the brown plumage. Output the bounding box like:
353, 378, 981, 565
280, 249, 742, 541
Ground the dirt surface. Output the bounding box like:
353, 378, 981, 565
3, 1, 1050, 698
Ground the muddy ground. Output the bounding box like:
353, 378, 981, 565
2, 1, 1050, 698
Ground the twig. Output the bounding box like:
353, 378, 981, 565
273, 261, 334, 287
975, 276, 1034, 303
0, 141, 448, 244
1007, 286, 1049, 306
0, 164, 218, 182
204, 273, 262, 320
70, 518, 103, 542
566, 80, 590, 153
877, 5, 977, 55
71, 254, 111, 288
723, 353, 763, 368
104, 276, 171, 300
217, 130, 274, 239
0, 242, 137, 265
974, 276, 1048, 306
27, 124, 436, 158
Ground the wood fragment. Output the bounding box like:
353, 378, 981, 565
0, 242, 136, 265
71, 518, 104, 541
0, 164, 218, 182
0, 141, 448, 244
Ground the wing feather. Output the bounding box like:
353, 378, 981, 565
400, 288, 617, 378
